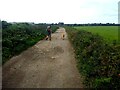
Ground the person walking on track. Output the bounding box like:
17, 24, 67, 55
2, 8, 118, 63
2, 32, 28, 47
46, 25, 52, 41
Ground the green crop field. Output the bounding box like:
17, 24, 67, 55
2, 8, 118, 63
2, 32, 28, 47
74, 26, 119, 44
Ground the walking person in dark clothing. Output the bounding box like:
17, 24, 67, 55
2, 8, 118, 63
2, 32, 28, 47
46, 26, 52, 41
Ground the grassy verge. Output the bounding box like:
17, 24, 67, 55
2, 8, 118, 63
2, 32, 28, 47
66, 26, 120, 88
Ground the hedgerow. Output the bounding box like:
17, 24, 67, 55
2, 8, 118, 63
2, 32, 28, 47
2, 21, 58, 64
66, 27, 120, 88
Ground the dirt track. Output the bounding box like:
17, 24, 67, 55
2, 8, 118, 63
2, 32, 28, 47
3, 27, 83, 88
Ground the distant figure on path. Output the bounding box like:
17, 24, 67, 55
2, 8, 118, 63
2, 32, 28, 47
46, 26, 52, 41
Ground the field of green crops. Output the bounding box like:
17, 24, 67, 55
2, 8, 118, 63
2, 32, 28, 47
74, 26, 119, 44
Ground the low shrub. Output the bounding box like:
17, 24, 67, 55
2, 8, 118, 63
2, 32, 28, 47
66, 27, 120, 88
2, 21, 58, 64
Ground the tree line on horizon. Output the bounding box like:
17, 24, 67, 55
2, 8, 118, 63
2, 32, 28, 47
65, 23, 120, 26
1, 21, 120, 28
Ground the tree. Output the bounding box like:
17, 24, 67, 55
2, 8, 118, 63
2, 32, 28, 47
2, 21, 11, 29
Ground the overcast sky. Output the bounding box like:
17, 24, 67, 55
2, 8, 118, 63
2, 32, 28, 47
0, 0, 119, 24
